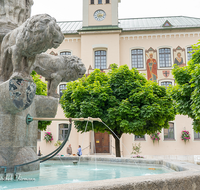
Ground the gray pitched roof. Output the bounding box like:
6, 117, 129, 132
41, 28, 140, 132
57, 16, 200, 34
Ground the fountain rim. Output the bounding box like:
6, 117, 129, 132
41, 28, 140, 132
13, 157, 200, 190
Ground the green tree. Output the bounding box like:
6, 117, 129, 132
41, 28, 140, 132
60, 65, 175, 157
169, 40, 200, 132
31, 71, 52, 131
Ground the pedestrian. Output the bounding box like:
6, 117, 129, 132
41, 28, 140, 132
77, 145, 82, 156
67, 144, 72, 155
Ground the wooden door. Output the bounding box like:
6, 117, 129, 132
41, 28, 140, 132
94, 132, 110, 153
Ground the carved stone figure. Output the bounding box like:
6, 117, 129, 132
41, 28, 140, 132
33, 54, 86, 98
0, 14, 64, 82
0, 0, 33, 25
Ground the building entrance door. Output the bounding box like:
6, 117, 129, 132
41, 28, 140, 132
94, 132, 110, 153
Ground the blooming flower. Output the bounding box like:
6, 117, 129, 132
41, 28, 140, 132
150, 132, 160, 143
181, 130, 190, 143
44, 132, 53, 143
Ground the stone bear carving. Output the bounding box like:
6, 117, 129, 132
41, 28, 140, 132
33, 54, 86, 98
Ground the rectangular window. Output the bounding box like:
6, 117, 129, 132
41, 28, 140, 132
164, 122, 175, 140
131, 49, 144, 68
106, 0, 110, 3
159, 48, 171, 68
194, 131, 200, 140
37, 130, 41, 141
95, 50, 107, 69
135, 135, 145, 141
59, 124, 69, 141
98, 0, 102, 4
187, 47, 194, 62
91, 0, 94, 4
59, 84, 66, 99
161, 81, 172, 88
60, 51, 71, 55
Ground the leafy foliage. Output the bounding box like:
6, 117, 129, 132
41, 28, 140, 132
168, 40, 200, 132
60, 64, 175, 156
131, 143, 142, 155
31, 71, 52, 131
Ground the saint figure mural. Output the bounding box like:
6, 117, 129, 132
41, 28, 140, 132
174, 52, 185, 67
146, 53, 157, 81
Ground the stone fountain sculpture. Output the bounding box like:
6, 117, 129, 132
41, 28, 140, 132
33, 54, 86, 98
0, 0, 33, 42
0, 2, 67, 172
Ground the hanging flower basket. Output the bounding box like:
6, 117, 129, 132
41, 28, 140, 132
181, 130, 190, 143
150, 132, 160, 143
44, 132, 53, 143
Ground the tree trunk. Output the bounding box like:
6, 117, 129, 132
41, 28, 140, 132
114, 135, 121, 157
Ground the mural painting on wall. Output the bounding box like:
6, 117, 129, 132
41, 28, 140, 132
173, 46, 186, 67
146, 47, 157, 82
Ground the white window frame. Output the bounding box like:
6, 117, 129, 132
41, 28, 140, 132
58, 49, 72, 55
57, 82, 67, 102
57, 123, 70, 141
130, 47, 146, 70
185, 45, 194, 65
157, 46, 173, 69
162, 121, 176, 141
93, 47, 108, 69
159, 79, 175, 87
133, 134, 147, 142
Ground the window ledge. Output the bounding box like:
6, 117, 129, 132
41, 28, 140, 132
163, 139, 176, 141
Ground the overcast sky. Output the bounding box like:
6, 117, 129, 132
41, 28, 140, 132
32, 0, 200, 22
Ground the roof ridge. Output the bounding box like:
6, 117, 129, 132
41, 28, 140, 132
57, 16, 200, 23
118, 16, 200, 20
57, 20, 82, 23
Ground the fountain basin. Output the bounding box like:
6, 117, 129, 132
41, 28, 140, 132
1, 157, 200, 190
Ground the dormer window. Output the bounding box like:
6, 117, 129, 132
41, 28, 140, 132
106, 0, 110, 3
91, 0, 94, 4
98, 0, 102, 4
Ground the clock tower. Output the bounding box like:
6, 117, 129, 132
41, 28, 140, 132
82, 0, 121, 27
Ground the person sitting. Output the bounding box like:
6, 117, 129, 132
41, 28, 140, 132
77, 145, 82, 156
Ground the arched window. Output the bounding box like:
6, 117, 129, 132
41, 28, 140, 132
59, 84, 66, 98
159, 48, 171, 68
106, 0, 110, 3
95, 50, 107, 69
98, 0, 102, 4
161, 81, 172, 88
131, 49, 144, 68
59, 124, 69, 140
91, 0, 94, 4
60, 51, 71, 55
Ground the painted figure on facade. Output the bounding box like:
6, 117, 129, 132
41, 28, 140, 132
146, 53, 157, 81
174, 52, 185, 67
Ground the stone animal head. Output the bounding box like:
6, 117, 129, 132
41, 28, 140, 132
62, 56, 86, 82
20, 14, 64, 57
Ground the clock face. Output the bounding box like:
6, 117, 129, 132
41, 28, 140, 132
94, 10, 106, 21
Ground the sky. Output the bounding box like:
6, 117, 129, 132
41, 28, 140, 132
32, 0, 200, 22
